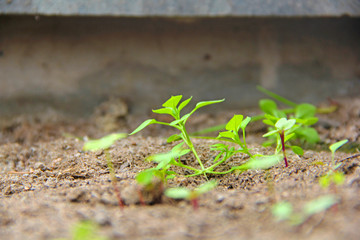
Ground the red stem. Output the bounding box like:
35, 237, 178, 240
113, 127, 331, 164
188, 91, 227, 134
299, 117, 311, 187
280, 131, 288, 167
191, 198, 199, 211
112, 181, 125, 210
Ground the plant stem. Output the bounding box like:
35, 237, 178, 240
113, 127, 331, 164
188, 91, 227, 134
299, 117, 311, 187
279, 131, 289, 167
180, 127, 205, 171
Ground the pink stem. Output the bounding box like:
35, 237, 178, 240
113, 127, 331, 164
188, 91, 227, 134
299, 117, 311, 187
280, 131, 288, 167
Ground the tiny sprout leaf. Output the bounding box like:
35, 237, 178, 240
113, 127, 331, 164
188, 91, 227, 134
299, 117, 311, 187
329, 139, 348, 154
303, 195, 338, 216
152, 108, 174, 116
263, 130, 278, 137
136, 169, 157, 186
178, 97, 192, 112
239, 155, 281, 170
295, 103, 317, 119
332, 172, 345, 185
190, 99, 225, 114
162, 95, 182, 109
272, 201, 293, 221
275, 118, 296, 131
284, 132, 296, 142
167, 134, 182, 143
218, 130, 235, 140
240, 116, 251, 130
259, 99, 278, 115
295, 127, 320, 144
165, 188, 190, 199
291, 146, 304, 156
83, 133, 127, 151
225, 115, 243, 132
196, 180, 217, 195
130, 119, 157, 135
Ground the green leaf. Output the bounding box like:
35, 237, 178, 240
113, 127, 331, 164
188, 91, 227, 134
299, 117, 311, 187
190, 99, 225, 115
179, 113, 191, 123
152, 108, 174, 116
284, 132, 295, 142
303, 195, 338, 216
178, 97, 192, 112
225, 115, 243, 132
218, 130, 235, 140
195, 180, 217, 195
332, 172, 345, 185
238, 155, 281, 170
295, 127, 320, 144
295, 103, 317, 119
275, 118, 296, 131
165, 188, 190, 199
130, 119, 158, 135
136, 169, 157, 186
167, 134, 182, 143
291, 146, 304, 155
272, 201, 293, 221
319, 175, 331, 188
329, 139, 348, 154
263, 129, 278, 137
83, 133, 127, 151
240, 116, 251, 130
162, 95, 183, 109
259, 99, 278, 115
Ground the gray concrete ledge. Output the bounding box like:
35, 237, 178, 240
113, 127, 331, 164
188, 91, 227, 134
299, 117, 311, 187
1, 0, 360, 17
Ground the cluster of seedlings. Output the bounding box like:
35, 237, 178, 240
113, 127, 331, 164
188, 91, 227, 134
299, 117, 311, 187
82, 87, 352, 225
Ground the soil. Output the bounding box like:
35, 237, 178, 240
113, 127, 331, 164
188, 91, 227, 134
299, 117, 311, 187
0, 97, 360, 240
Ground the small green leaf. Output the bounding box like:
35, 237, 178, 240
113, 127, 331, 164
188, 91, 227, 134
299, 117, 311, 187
263, 129, 278, 137
238, 155, 281, 170
295, 127, 320, 144
165, 188, 191, 199
167, 134, 182, 143
272, 201, 293, 221
136, 169, 157, 186
178, 97, 192, 112
303, 195, 337, 216
332, 172, 345, 186
83, 133, 127, 151
275, 118, 296, 131
152, 108, 174, 116
259, 99, 278, 115
162, 95, 183, 109
284, 132, 296, 142
190, 99, 225, 114
240, 116, 251, 130
195, 180, 217, 195
130, 119, 158, 135
295, 103, 317, 119
225, 115, 243, 132
319, 174, 331, 188
291, 146, 304, 155
218, 130, 235, 140
329, 139, 348, 154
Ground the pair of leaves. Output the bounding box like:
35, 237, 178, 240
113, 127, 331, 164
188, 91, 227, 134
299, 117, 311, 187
217, 115, 251, 141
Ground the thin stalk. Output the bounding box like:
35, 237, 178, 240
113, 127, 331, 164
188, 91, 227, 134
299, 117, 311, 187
180, 127, 205, 171
279, 131, 289, 167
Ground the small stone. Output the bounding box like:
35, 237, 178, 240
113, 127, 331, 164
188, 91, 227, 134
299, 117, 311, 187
4, 185, 13, 195
34, 162, 46, 171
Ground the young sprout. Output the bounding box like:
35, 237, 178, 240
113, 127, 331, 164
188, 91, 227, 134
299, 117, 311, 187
130, 95, 224, 177
83, 133, 127, 209
165, 180, 217, 210
272, 195, 338, 226
54, 220, 108, 240
319, 139, 348, 190
263, 118, 300, 167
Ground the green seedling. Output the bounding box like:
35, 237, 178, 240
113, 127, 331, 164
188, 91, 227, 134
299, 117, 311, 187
272, 195, 338, 226
263, 118, 302, 167
165, 180, 217, 210
319, 139, 348, 189
55, 220, 108, 240
130, 95, 224, 177
83, 133, 127, 209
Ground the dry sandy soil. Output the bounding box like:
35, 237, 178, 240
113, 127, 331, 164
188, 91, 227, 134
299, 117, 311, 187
0, 97, 359, 240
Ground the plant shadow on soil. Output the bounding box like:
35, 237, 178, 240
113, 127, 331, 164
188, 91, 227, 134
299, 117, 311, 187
0, 97, 360, 240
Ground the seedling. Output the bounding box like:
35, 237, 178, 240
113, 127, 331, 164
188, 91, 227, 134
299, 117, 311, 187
83, 133, 127, 209
263, 118, 302, 167
130, 95, 224, 177
272, 195, 338, 226
165, 180, 217, 210
319, 139, 348, 189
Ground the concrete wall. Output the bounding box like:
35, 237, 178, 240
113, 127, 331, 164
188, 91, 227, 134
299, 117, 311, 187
0, 16, 359, 116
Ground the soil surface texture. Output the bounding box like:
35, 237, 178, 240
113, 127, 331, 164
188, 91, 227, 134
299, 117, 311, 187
0, 97, 359, 240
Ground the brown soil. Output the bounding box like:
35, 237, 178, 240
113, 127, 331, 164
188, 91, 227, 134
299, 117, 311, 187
0, 97, 359, 240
